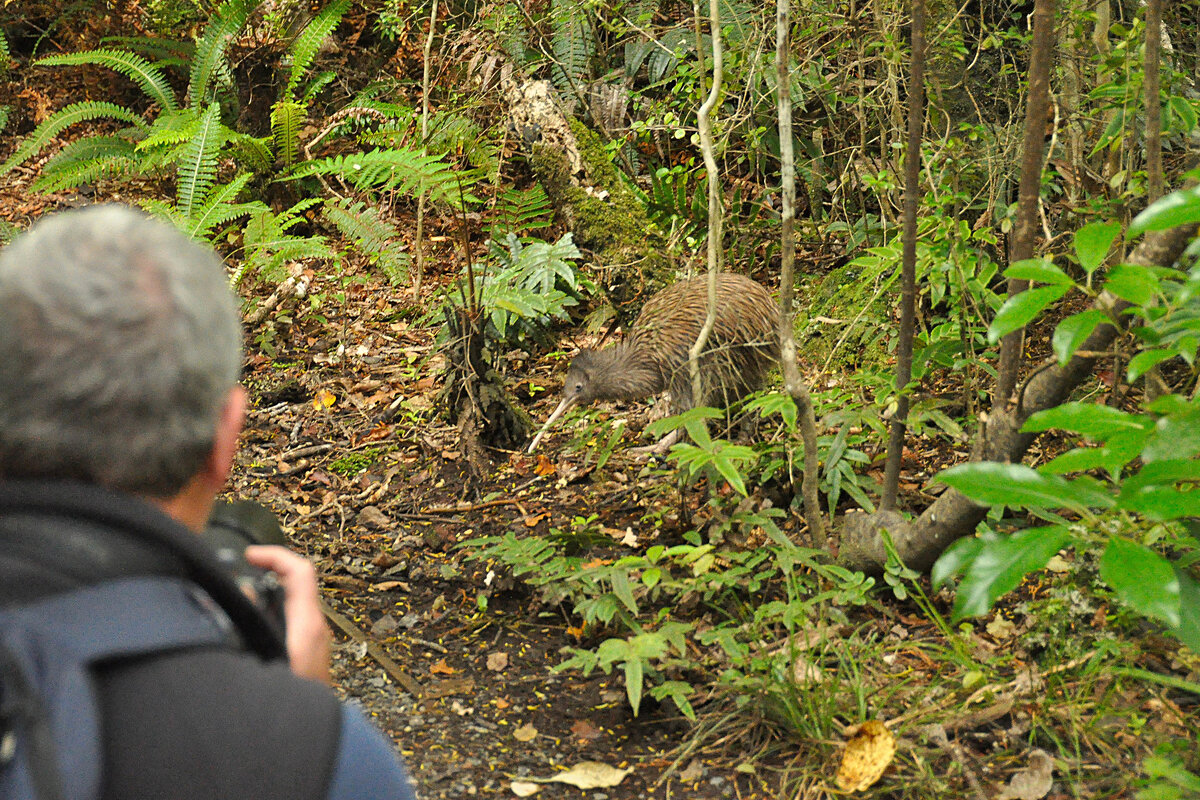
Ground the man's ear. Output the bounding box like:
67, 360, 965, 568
204, 385, 248, 492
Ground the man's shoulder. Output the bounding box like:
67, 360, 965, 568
97, 647, 343, 800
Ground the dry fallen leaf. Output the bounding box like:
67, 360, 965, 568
679, 760, 704, 782
997, 749, 1054, 800
312, 388, 337, 409
835, 720, 895, 792
987, 616, 1019, 639
570, 718, 603, 741
523, 512, 549, 528
534, 455, 557, 476
510, 781, 541, 797
487, 651, 510, 672
513, 723, 538, 742
545, 762, 631, 789
430, 659, 456, 676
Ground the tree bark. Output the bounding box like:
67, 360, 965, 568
775, 0, 824, 543
881, 0, 926, 511
689, 0, 724, 407
993, 0, 1057, 408
839, 223, 1198, 573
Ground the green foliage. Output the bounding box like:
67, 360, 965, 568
933, 209, 1200, 650
281, 0, 348, 101
237, 199, 335, 284
322, 199, 409, 285
188, 0, 257, 109
37, 49, 179, 112
0, 101, 147, 178
142, 171, 268, 240
282, 148, 478, 209
549, 0, 594, 102
176, 102, 225, 219
475, 233, 590, 344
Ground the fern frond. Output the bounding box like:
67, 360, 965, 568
34, 136, 139, 193
283, 148, 479, 208
550, 0, 594, 102
137, 107, 201, 153
0, 106, 9, 136
242, 202, 336, 283
177, 103, 225, 218
300, 71, 337, 106
184, 172, 266, 239
189, 0, 258, 108
37, 49, 178, 112
270, 100, 306, 166
101, 35, 195, 66
0, 30, 10, 75
322, 199, 398, 252
283, 0, 349, 101
490, 186, 554, 239
0, 101, 146, 177
226, 131, 274, 171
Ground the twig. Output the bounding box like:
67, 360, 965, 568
421, 498, 521, 513
319, 599, 423, 699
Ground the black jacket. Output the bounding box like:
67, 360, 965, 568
0, 481, 415, 800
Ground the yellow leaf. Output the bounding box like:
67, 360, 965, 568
513, 723, 538, 742
313, 389, 337, 409
835, 720, 895, 792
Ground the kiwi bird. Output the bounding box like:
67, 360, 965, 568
527, 273, 779, 453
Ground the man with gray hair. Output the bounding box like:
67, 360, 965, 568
0, 205, 416, 799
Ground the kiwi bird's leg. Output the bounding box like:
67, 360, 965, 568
526, 396, 577, 454
628, 427, 682, 459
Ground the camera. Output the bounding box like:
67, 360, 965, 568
203, 500, 289, 632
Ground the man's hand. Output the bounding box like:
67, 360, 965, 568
244, 545, 332, 685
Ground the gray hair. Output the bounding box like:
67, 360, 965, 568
0, 205, 243, 496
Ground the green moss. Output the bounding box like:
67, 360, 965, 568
330, 449, 378, 477
528, 121, 673, 323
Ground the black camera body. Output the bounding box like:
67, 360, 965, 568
203, 501, 288, 633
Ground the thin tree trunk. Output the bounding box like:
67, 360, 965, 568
993, 0, 1057, 410
689, 0, 723, 407
412, 0, 438, 295
1145, 0, 1164, 201
881, 0, 926, 511
775, 0, 824, 542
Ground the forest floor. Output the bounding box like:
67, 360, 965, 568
3, 12, 1200, 799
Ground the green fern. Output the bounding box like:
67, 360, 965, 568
549, 0, 594, 102
240, 198, 334, 283
322, 198, 409, 284
144, 171, 268, 241
282, 148, 479, 209
489, 186, 554, 240
0, 106, 9, 137
100, 35, 195, 68
37, 49, 179, 112
189, 0, 258, 109
0, 29, 10, 76
282, 0, 349, 101
177, 103, 225, 219
34, 137, 139, 193
0, 101, 147, 177
271, 100, 305, 166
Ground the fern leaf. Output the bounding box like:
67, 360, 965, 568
550, 0, 594, 101
282, 148, 478, 208
101, 35, 195, 66
177, 103, 225, 218
300, 71, 337, 106
284, 0, 349, 101
0, 106, 9, 136
0, 30, 10, 76
0, 101, 146, 177
184, 172, 265, 238
33, 136, 139, 193
137, 108, 201, 153
189, 0, 257, 109
37, 49, 178, 112
270, 100, 306, 166
226, 131, 275, 171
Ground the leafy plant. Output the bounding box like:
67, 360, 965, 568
322, 199, 410, 285
474, 232, 591, 344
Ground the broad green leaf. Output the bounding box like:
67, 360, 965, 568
988, 285, 1069, 344
641, 567, 661, 589
1174, 569, 1200, 652
1039, 447, 1110, 475
931, 534, 985, 588
1127, 349, 1176, 382
1022, 402, 1143, 439
1052, 310, 1108, 365
1100, 537, 1180, 627
1143, 410, 1200, 462
712, 452, 748, 496
624, 655, 644, 716
1122, 459, 1200, 493
1104, 263, 1160, 305
952, 526, 1072, 619
1004, 258, 1074, 286
1074, 221, 1122, 275
936, 462, 1114, 512
1168, 95, 1198, 135
610, 569, 638, 614
1129, 184, 1200, 236
1117, 485, 1200, 521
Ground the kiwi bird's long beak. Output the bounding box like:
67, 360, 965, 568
526, 396, 577, 454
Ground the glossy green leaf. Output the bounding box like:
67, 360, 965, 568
1022, 402, 1142, 439
1127, 349, 1177, 383
1174, 569, 1200, 652
1039, 447, 1110, 475
988, 285, 1069, 344
1129, 184, 1200, 236
936, 462, 1114, 512
1004, 258, 1074, 286
931, 534, 985, 588
1099, 537, 1180, 627
1104, 263, 1161, 306
1117, 485, 1200, 521
1144, 410, 1200, 462
1074, 221, 1121, 275
952, 526, 1072, 620
1052, 310, 1108, 365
